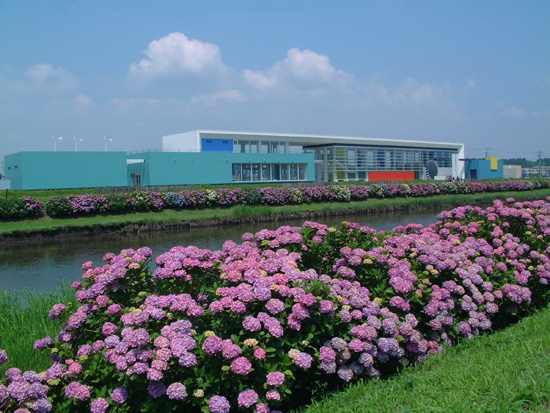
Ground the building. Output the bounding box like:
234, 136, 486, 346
464, 158, 504, 180
4, 152, 128, 190
522, 165, 550, 178
503, 164, 522, 179
157, 130, 465, 184
4, 130, 466, 190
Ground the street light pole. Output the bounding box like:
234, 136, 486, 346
104, 136, 113, 152
74, 137, 83, 152
52, 136, 62, 151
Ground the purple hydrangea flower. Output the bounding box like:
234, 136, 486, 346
209, 395, 231, 413
110, 386, 128, 404
266, 371, 285, 387
230, 356, 252, 375
0, 349, 8, 365
90, 398, 109, 413
166, 382, 187, 400
266, 389, 281, 401
202, 336, 223, 355
48, 303, 66, 319
293, 352, 313, 369
237, 389, 258, 407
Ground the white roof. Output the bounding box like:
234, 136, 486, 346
175, 130, 464, 150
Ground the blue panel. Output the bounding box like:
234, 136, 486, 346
201, 138, 233, 153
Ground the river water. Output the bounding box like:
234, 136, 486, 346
0, 210, 439, 293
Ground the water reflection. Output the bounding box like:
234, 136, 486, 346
0, 210, 439, 293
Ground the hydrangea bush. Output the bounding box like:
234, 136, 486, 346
0, 197, 44, 220
2, 180, 548, 220
1, 196, 550, 412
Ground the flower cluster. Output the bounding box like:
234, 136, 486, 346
1, 196, 549, 412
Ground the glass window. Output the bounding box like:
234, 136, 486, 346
271, 164, 280, 180
260, 141, 269, 153
281, 164, 289, 180
250, 141, 259, 153
262, 164, 270, 181
232, 164, 241, 182
242, 164, 251, 181
252, 164, 260, 181
290, 164, 298, 180
298, 164, 307, 180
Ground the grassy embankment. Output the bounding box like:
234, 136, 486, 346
0, 288, 75, 375
2, 188, 550, 238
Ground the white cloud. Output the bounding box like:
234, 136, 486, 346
110, 97, 179, 110
244, 48, 353, 90
25, 64, 78, 92
392, 78, 454, 106
189, 89, 244, 106
73, 94, 93, 109
0, 63, 78, 95
129, 32, 227, 82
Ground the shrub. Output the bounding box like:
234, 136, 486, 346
104, 193, 130, 214
45, 196, 73, 217
0, 197, 44, 220
1, 197, 549, 412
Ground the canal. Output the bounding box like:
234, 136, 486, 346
0, 210, 439, 293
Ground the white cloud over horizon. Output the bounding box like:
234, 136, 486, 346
128, 32, 228, 83
0, 63, 78, 97
243, 48, 354, 91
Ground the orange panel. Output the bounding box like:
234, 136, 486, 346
369, 171, 415, 182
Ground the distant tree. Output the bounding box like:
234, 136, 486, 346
501, 158, 532, 167
502, 158, 550, 168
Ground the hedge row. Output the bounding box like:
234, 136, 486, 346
1, 180, 548, 220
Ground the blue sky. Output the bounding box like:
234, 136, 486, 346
1, 1, 549, 163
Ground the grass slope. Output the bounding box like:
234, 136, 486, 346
0, 288, 76, 376
300, 306, 550, 413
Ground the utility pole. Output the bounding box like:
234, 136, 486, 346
485, 148, 490, 157
537, 151, 543, 177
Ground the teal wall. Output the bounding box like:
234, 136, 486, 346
4, 152, 128, 190
4, 152, 23, 189
127, 152, 315, 186
464, 159, 504, 179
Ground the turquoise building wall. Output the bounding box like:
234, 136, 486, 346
4, 152, 128, 190
464, 159, 504, 179
127, 152, 315, 186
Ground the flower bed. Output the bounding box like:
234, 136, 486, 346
1, 180, 549, 221
1, 197, 550, 412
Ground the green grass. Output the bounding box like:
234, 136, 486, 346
0, 288, 76, 376
299, 305, 550, 413
2, 189, 550, 237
